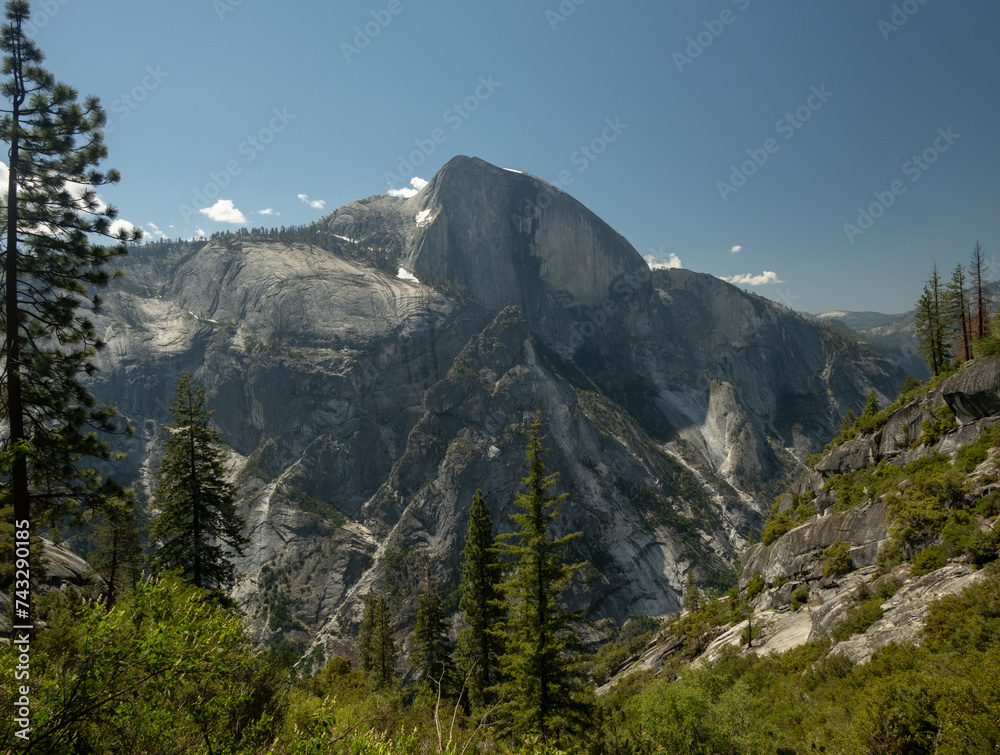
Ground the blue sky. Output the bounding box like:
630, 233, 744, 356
23, 0, 1000, 314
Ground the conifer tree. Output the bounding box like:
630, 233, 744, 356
944, 262, 971, 361
862, 389, 879, 419
358, 590, 397, 688
496, 415, 589, 742
915, 262, 950, 376
150, 372, 247, 589
683, 570, 702, 613
1, 0, 139, 631
970, 242, 990, 341
456, 488, 504, 710
412, 570, 452, 693
89, 494, 143, 607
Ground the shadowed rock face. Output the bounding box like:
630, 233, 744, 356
85, 156, 906, 661
940, 355, 1000, 423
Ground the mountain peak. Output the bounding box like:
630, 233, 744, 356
399, 155, 648, 316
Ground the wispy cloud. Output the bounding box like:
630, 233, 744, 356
721, 271, 783, 286
297, 194, 326, 210
199, 199, 247, 224
259, 208, 279, 216
388, 176, 428, 198
146, 222, 167, 240
731, 245, 742, 254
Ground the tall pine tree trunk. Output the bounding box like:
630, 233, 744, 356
5, 37, 31, 633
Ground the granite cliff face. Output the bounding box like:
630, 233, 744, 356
86, 156, 905, 663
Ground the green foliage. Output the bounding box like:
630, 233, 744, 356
917, 404, 959, 446
87, 494, 144, 606
282, 484, 346, 526
745, 571, 765, 600
0, 0, 140, 537
682, 570, 702, 613
910, 544, 948, 576
496, 415, 591, 741
150, 372, 248, 590
0, 575, 285, 753
832, 599, 884, 641
822, 540, 854, 577
358, 591, 398, 690
790, 584, 810, 611
456, 488, 504, 710
411, 577, 453, 694
760, 495, 816, 546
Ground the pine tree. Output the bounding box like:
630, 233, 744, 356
150, 372, 247, 590
1, 0, 139, 627
944, 262, 971, 361
914, 263, 950, 376
456, 488, 504, 710
683, 570, 702, 613
89, 495, 143, 607
970, 242, 990, 341
496, 415, 590, 742
862, 389, 880, 419
412, 570, 452, 694
358, 590, 397, 689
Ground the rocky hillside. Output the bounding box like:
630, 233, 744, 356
84, 156, 905, 663
600, 356, 1000, 691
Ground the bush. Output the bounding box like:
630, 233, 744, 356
911, 545, 948, 577
746, 572, 766, 600
832, 599, 884, 641
761, 511, 793, 545
823, 540, 854, 577
791, 585, 810, 611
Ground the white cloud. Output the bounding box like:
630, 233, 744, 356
645, 253, 683, 270
196, 228, 206, 237
721, 271, 783, 286
259, 208, 279, 216
199, 199, 247, 224
731, 245, 742, 254
388, 176, 428, 198
145, 222, 167, 240
297, 194, 326, 210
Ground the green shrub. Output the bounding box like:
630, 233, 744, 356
823, 540, 854, 577
746, 572, 766, 600
911, 545, 948, 577
874, 576, 904, 601
761, 511, 793, 545
832, 599, 884, 641
791, 585, 810, 611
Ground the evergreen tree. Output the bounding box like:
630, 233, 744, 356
90, 495, 144, 607
496, 415, 590, 742
683, 570, 702, 613
412, 570, 453, 694
862, 389, 879, 419
914, 263, 950, 376
0, 0, 139, 626
150, 372, 247, 590
358, 590, 397, 688
944, 262, 971, 362
970, 242, 990, 341
456, 488, 504, 710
